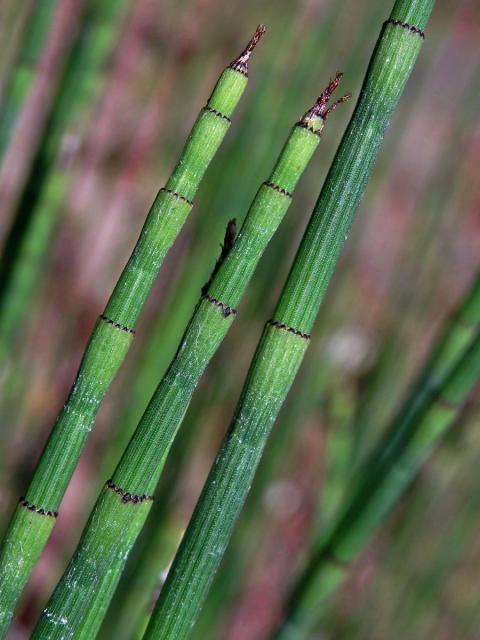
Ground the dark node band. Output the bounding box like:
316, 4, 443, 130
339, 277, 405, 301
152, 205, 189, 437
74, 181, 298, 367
263, 181, 293, 199
295, 121, 322, 138
267, 319, 310, 340
19, 497, 58, 518
384, 18, 425, 39
203, 105, 231, 123
106, 480, 154, 504
99, 314, 135, 335
202, 293, 237, 318
228, 62, 248, 77
160, 187, 193, 207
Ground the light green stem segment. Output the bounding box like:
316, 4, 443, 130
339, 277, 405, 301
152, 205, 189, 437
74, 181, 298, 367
32, 104, 324, 637
143, 2, 435, 638
0, 506, 55, 633
274, 332, 480, 640
0, 47, 250, 634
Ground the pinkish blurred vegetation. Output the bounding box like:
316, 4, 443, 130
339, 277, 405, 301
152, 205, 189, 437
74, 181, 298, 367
0, 0, 478, 637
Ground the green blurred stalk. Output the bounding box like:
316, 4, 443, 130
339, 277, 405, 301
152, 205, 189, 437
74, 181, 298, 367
143, 2, 434, 638
0, 0, 58, 159
0, 0, 32, 102
32, 81, 338, 638
274, 275, 480, 639
318, 374, 357, 527
0, 27, 258, 634
350, 71, 480, 465
0, 0, 128, 359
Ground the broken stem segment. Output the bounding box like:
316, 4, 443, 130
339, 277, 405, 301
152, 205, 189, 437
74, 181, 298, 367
0, 27, 263, 635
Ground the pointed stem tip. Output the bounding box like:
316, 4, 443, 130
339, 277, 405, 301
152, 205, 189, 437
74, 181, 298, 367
301, 72, 351, 125
229, 25, 267, 76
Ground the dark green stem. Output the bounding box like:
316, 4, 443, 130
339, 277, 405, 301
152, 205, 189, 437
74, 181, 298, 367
142, 2, 435, 638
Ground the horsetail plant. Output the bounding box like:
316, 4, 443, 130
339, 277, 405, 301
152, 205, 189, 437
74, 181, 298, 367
273, 282, 480, 640
141, 2, 436, 637
32, 75, 349, 640
0, 26, 265, 634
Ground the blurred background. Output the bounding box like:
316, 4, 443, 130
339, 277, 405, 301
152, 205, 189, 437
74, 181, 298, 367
0, 0, 479, 638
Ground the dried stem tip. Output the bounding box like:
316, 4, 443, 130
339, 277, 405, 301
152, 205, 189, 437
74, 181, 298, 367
301, 72, 351, 126
229, 25, 267, 76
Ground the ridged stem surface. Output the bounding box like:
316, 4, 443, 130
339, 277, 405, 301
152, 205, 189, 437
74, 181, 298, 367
143, 2, 435, 638
0, 38, 251, 634
32, 95, 326, 638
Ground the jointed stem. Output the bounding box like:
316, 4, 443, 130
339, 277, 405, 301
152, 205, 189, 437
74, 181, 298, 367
31, 80, 341, 638
0, 28, 262, 635
142, 2, 436, 638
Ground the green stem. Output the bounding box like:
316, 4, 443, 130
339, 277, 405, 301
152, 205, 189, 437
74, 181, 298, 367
0, 27, 262, 635
0, 0, 58, 159
274, 327, 480, 640
31, 75, 337, 638
142, 2, 435, 638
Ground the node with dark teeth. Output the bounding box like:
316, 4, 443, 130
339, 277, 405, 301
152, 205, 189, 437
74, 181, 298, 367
229, 24, 267, 76
300, 72, 352, 126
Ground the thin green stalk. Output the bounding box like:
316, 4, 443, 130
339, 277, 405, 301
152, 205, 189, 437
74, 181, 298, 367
318, 374, 357, 527
275, 274, 480, 636
274, 328, 480, 640
0, 0, 128, 359
0, 27, 262, 634
31, 74, 342, 638
0, 0, 58, 159
0, 0, 32, 103
142, 2, 435, 637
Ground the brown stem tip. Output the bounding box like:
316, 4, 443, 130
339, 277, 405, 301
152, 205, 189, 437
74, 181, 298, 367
229, 25, 267, 76
301, 72, 351, 125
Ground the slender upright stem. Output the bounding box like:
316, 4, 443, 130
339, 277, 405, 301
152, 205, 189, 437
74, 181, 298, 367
0, 28, 263, 635
142, 2, 436, 638
31, 77, 343, 639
